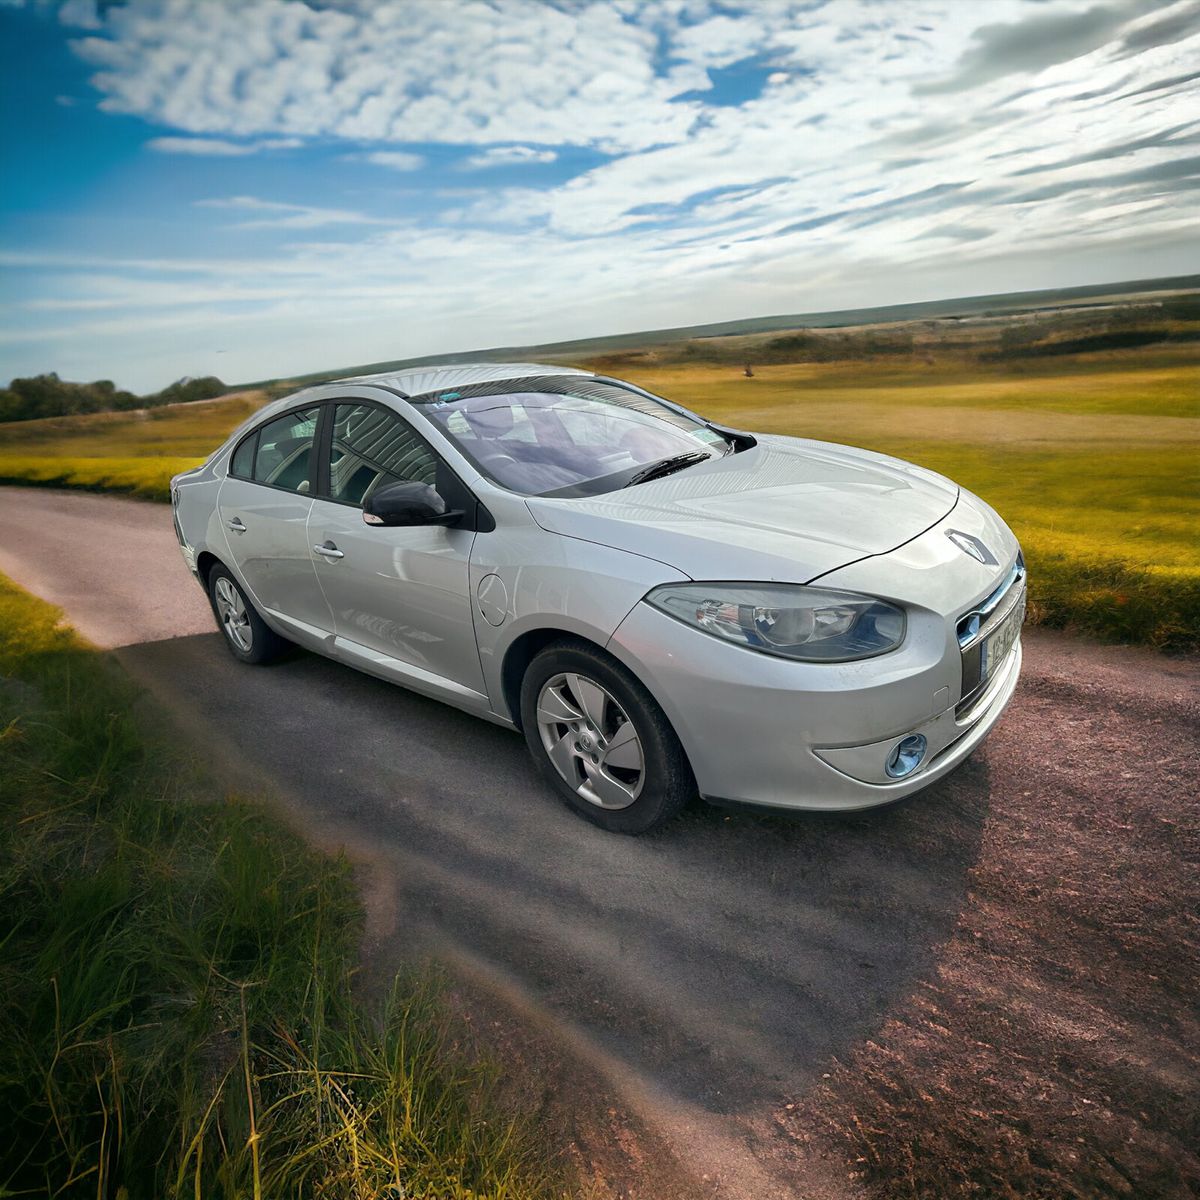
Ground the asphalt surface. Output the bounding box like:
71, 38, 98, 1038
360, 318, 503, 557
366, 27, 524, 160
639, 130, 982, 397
1, 485, 1196, 1198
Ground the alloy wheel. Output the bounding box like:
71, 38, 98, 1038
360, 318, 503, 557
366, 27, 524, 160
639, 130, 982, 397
535, 672, 645, 810
214, 577, 253, 653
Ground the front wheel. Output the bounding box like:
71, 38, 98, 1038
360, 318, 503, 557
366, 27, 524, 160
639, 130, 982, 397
207, 565, 288, 665
520, 639, 695, 834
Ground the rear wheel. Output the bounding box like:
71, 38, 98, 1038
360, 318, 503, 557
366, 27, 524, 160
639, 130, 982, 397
207, 565, 287, 665
520, 639, 694, 834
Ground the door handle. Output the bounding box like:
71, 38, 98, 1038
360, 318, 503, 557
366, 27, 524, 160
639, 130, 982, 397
313, 542, 344, 560
227, 518, 246, 533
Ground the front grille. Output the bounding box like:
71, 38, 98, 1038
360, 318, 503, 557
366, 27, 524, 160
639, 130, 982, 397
957, 552, 1025, 713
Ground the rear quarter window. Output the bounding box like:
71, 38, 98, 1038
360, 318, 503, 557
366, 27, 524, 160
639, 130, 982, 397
230, 433, 256, 478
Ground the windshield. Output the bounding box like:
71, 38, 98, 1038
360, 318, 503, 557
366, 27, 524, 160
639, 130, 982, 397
410, 376, 730, 497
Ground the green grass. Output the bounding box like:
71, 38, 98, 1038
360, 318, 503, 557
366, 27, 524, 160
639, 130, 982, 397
0, 575, 565, 1199
0, 392, 266, 500
0, 455, 205, 501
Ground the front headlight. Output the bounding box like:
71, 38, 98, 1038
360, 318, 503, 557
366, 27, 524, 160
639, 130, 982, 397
645, 582, 905, 662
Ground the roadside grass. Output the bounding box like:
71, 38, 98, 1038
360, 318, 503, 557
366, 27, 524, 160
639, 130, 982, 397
0, 454, 205, 502
0, 574, 565, 1199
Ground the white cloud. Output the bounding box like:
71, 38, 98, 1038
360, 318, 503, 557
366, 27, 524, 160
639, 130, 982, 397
57, 0, 100, 30
195, 196, 396, 230
4, 0, 1199, 389
148, 137, 257, 156
460, 146, 559, 169
65, 0, 713, 153
357, 150, 426, 171
147, 136, 303, 156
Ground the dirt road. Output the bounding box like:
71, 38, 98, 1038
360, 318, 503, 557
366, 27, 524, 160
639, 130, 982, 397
1, 486, 1196, 1199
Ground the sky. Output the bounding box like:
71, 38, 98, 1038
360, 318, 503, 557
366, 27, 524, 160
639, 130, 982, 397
1, 0, 1198, 392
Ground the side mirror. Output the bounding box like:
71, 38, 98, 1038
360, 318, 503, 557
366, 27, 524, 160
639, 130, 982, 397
363, 481, 463, 527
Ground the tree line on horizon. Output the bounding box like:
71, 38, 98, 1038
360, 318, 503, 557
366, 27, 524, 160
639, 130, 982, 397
0, 372, 227, 424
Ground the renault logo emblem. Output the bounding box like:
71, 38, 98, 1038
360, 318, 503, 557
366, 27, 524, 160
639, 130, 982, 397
946, 530, 997, 565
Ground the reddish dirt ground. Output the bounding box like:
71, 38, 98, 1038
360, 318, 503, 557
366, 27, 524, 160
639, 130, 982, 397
777, 632, 1200, 1199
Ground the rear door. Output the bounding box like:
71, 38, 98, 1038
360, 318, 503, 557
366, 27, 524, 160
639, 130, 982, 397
217, 404, 335, 644
306, 399, 488, 705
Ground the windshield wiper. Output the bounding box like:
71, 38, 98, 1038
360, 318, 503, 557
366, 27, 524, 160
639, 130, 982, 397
623, 451, 713, 488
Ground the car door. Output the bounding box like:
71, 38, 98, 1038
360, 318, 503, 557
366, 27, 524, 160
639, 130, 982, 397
306, 399, 488, 705
217, 404, 335, 645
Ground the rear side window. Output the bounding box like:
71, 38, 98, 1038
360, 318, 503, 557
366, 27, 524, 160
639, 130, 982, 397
253, 407, 320, 494
229, 432, 256, 479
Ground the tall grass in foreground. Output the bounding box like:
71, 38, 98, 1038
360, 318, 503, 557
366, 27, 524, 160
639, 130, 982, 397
0, 575, 563, 1199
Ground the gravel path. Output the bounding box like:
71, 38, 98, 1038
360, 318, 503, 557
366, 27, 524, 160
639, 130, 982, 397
1, 485, 1195, 1199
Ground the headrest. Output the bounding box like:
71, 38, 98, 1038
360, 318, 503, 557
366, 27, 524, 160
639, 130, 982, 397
462, 403, 515, 438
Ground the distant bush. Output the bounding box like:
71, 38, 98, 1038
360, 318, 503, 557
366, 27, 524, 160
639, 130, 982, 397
988, 328, 1172, 359
1160, 294, 1200, 321
984, 300, 1200, 361
616, 328, 921, 368
0, 374, 138, 423
0, 372, 227, 423
148, 375, 228, 406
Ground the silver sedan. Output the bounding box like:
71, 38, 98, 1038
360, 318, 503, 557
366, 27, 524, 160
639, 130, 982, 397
172, 362, 1024, 833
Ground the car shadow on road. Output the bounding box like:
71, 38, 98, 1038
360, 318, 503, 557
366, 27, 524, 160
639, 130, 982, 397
116, 631, 991, 1118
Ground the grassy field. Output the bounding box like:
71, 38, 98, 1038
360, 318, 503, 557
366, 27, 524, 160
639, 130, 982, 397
0, 390, 268, 499
0, 454, 208, 501
595, 344, 1199, 650
0, 336, 1196, 648
0, 574, 565, 1198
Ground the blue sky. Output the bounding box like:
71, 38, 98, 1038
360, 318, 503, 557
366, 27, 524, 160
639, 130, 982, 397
2, 0, 1198, 392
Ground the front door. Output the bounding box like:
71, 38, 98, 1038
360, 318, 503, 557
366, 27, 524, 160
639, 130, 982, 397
307, 400, 487, 704
217, 404, 334, 645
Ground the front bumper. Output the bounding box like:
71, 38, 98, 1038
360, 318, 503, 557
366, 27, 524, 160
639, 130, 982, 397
810, 639, 1020, 798
607, 600, 1020, 811
604, 497, 1024, 812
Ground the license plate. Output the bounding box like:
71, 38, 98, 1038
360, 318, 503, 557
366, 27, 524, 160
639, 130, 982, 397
981, 590, 1025, 683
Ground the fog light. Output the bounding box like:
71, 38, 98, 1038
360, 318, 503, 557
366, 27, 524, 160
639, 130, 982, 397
885, 734, 927, 779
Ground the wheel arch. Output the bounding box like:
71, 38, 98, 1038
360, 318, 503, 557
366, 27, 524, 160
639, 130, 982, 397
500, 626, 610, 731
195, 550, 223, 589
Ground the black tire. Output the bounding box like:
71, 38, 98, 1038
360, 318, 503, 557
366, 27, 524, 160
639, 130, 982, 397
206, 564, 288, 665
520, 638, 695, 834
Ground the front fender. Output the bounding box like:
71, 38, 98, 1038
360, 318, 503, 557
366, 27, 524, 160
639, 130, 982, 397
469, 522, 688, 722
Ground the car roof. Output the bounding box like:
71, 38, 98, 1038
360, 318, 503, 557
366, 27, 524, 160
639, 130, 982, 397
216, 361, 600, 458
336, 361, 594, 398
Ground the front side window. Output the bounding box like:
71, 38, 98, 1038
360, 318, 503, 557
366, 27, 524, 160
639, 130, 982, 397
411, 376, 729, 497
253, 406, 320, 493
326, 403, 438, 506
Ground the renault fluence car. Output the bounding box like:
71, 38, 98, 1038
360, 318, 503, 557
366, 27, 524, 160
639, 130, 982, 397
171, 363, 1024, 833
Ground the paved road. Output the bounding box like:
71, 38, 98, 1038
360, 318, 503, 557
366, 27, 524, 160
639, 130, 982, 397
1, 486, 1196, 1198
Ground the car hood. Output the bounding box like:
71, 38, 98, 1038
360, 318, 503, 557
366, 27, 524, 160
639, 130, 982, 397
525, 435, 960, 583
